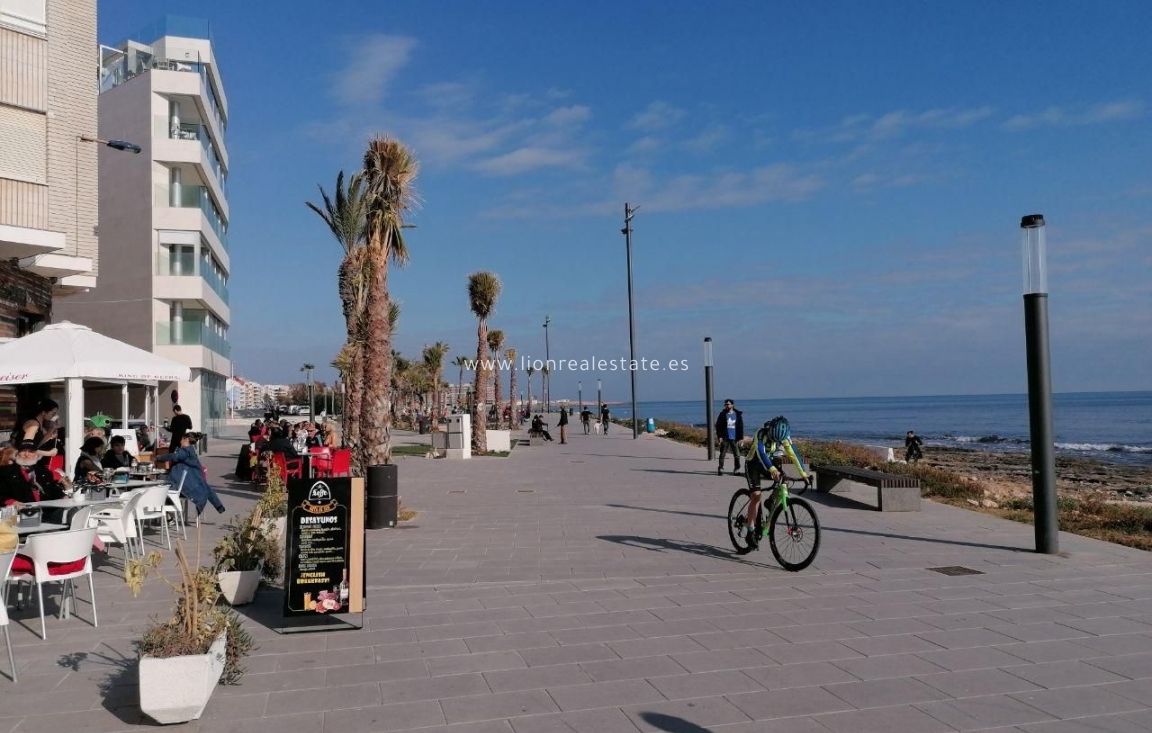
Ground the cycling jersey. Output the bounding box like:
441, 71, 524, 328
743, 429, 809, 486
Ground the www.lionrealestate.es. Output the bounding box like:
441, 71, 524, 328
466, 356, 689, 372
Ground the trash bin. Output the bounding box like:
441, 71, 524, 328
647, 418, 656, 433
418, 417, 429, 434
366, 464, 398, 529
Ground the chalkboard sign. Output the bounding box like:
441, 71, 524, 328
284, 477, 365, 618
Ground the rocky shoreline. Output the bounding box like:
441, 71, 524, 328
920, 448, 1152, 503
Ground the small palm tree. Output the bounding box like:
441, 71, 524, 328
360, 136, 417, 469
506, 348, 517, 429
486, 330, 505, 424
467, 271, 501, 452
422, 341, 449, 418
452, 355, 470, 409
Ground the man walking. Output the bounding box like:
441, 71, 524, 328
600, 404, 610, 435
580, 407, 592, 434
714, 399, 744, 476
558, 407, 569, 444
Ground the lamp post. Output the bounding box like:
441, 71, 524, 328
578, 380, 582, 412
300, 363, 315, 423
622, 203, 640, 438
542, 315, 551, 412
704, 337, 715, 461
1021, 214, 1059, 554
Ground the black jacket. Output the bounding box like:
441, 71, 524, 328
266, 438, 299, 458
169, 413, 193, 445
0, 463, 67, 505
558, 410, 569, 426
715, 409, 744, 441
101, 450, 135, 469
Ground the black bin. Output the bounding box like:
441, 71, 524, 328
366, 464, 398, 529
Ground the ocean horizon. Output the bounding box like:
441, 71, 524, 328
578, 390, 1152, 467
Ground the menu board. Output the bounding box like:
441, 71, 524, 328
284, 477, 365, 617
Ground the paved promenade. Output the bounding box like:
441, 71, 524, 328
4, 419, 1152, 733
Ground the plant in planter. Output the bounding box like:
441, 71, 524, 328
213, 505, 283, 605
256, 464, 288, 544
126, 541, 254, 724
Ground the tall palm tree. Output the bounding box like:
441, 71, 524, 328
422, 341, 449, 418
305, 171, 367, 458
526, 365, 535, 416
452, 355, 469, 409
486, 330, 505, 422
359, 136, 417, 469
505, 348, 517, 429
467, 271, 501, 452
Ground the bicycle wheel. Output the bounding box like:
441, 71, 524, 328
768, 496, 821, 571
727, 488, 759, 555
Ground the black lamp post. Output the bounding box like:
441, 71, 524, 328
542, 315, 551, 412
704, 337, 715, 461
1021, 214, 1059, 554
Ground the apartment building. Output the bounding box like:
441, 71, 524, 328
0, 0, 99, 424
56, 15, 231, 437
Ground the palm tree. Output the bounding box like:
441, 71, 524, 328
506, 348, 517, 429
305, 171, 367, 459
486, 330, 505, 423
467, 271, 501, 452
422, 341, 449, 418
359, 136, 417, 469
526, 365, 535, 416
452, 355, 470, 409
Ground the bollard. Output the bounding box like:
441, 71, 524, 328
646, 417, 656, 434
366, 464, 398, 529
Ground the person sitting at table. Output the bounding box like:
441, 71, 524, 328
155, 431, 225, 515
234, 428, 261, 481
74, 436, 105, 482
304, 425, 323, 449
322, 422, 339, 449
265, 428, 299, 458
0, 439, 68, 506
101, 435, 136, 470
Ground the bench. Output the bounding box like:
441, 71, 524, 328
814, 465, 921, 512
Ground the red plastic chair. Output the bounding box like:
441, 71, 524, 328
330, 448, 352, 477
269, 452, 302, 483
47, 454, 64, 480
309, 447, 332, 478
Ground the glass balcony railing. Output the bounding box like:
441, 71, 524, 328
154, 116, 228, 195
199, 257, 230, 304
156, 184, 228, 249
102, 53, 226, 134
156, 320, 230, 357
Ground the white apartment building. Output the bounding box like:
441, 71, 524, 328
235, 379, 290, 411
56, 15, 231, 437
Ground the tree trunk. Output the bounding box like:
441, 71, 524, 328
457, 364, 464, 408
347, 346, 364, 474
359, 245, 392, 468
508, 365, 517, 430
471, 321, 488, 452
493, 364, 502, 429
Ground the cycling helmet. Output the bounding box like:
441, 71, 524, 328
767, 416, 790, 443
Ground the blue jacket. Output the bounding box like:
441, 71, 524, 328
155, 445, 212, 510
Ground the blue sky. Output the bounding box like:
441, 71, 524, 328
100, 1, 1152, 401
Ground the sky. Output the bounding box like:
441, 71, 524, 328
99, 1, 1152, 401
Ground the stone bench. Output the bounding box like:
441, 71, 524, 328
814, 465, 921, 512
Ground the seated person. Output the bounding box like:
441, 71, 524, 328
304, 426, 323, 449
531, 415, 554, 441
0, 440, 68, 506
235, 429, 261, 481
101, 435, 136, 469
74, 436, 105, 482
265, 428, 299, 458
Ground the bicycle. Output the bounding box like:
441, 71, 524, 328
727, 474, 821, 571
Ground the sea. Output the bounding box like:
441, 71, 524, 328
611, 392, 1152, 467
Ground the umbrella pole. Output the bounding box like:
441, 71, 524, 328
65, 378, 84, 477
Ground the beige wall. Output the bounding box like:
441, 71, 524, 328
45, 0, 98, 272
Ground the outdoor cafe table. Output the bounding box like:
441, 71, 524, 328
15, 521, 68, 537
299, 451, 331, 478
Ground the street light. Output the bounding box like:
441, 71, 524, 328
622, 203, 640, 438
704, 337, 715, 461
597, 379, 602, 412
578, 380, 582, 412
542, 315, 551, 412
1021, 214, 1058, 554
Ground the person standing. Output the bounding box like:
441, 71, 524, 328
558, 407, 569, 444
580, 407, 592, 435
600, 404, 610, 435
714, 399, 744, 476
168, 404, 193, 449
905, 430, 924, 462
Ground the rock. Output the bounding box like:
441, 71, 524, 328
982, 499, 999, 508
966, 499, 980, 506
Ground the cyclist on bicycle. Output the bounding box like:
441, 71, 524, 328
743, 416, 812, 549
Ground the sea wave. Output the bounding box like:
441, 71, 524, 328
1055, 442, 1152, 454
948, 435, 1029, 445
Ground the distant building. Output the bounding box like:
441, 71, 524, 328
234, 378, 289, 411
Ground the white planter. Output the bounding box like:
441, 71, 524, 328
139, 631, 226, 725
218, 567, 261, 605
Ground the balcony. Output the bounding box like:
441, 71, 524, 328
155, 117, 227, 195
156, 320, 230, 357
156, 184, 228, 250
101, 53, 226, 134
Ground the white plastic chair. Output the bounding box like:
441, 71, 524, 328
1, 552, 16, 681
135, 486, 172, 550
163, 472, 187, 541
68, 505, 94, 532
7, 528, 98, 640
93, 491, 144, 565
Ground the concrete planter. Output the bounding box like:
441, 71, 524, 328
218, 566, 261, 606
139, 631, 226, 725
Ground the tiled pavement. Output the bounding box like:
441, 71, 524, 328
3, 420, 1152, 733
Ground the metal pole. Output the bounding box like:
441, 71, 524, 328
578, 381, 582, 412
704, 337, 715, 461
1021, 214, 1058, 554
623, 203, 639, 438
597, 379, 602, 413
543, 316, 551, 412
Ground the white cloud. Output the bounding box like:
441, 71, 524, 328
1004, 99, 1143, 130
473, 147, 585, 176
628, 101, 686, 131
796, 105, 995, 143
627, 136, 663, 154
682, 124, 729, 153
544, 105, 592, 126
333, 34, 417, 106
